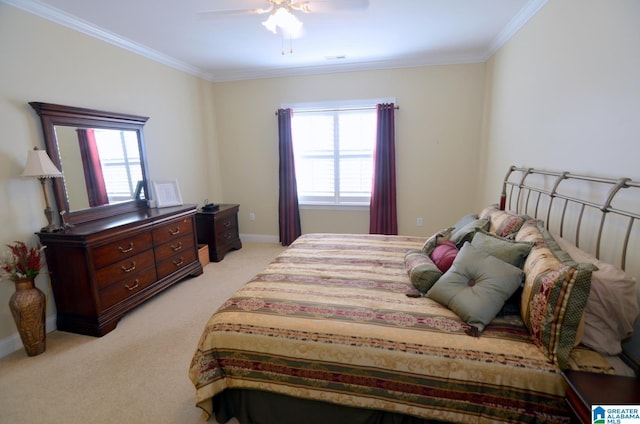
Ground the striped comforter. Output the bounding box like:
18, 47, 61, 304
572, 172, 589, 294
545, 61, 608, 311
189, 233, 612, 423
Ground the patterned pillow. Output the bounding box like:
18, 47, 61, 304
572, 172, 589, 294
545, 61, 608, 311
479, 204, 529, 238
404, 250, 442, 294
515, 220, 595, 369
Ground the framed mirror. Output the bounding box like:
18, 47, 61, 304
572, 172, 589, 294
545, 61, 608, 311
30, 102, 151, 226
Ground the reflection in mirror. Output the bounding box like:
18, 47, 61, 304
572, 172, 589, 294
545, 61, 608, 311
30, 102, 150, 226
55, 126, 144, 212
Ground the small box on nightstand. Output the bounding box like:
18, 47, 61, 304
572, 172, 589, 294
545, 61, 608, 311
198, 244, 209, 266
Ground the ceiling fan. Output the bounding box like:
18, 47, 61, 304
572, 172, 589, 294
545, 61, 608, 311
197, 0, 369, 54
197, 0, 369, 20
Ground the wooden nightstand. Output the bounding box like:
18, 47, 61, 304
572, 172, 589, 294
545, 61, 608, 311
563, 370, 640, 424
195, 204, 242, 262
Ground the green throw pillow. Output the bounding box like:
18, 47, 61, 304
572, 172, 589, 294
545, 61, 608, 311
450, 218, 490, 248
452, 213, 478, 230
470, 229, 533, 268
427, 242, 524, 335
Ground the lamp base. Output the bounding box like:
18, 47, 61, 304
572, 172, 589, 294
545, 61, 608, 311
41, 206, 63, 232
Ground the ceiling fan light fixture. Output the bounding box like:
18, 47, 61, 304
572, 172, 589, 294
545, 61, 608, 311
262, 6, 303, 37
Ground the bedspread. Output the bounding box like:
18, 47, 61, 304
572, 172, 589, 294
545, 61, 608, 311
189, 233, 612, 423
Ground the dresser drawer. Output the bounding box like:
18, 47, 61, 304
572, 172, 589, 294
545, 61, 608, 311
214, 213, 238, 234
216, 228, 238, 247
157, 249, 197, 280
99, 267, 158, 311
152, 217, 194, 245
93, 232, 153, 269
154, 234, 194, 262
215, 217, 238, 245
95, 250, 156, 289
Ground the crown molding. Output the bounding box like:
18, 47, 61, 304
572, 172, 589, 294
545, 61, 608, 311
3, 0, 547, 82
208, 53, 485, 82
484, 0, 549, 60
2, 0, 215, 80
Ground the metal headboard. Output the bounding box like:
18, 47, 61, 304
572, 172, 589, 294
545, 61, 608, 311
500, 166, 640, 373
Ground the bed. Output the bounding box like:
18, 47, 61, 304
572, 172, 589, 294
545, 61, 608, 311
189, 166, 640, 424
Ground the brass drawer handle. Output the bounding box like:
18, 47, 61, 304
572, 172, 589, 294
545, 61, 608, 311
168, 227, 181, 235
223, 221, 231, 228
118, 243, 134, 253
173, 257, 184, 267
224, 233, 232, 240
171, 241, 183, 252
124, 279, 140, 291
121, 261, 137, 273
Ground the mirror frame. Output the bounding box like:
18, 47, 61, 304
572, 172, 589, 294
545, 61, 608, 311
30, 102, 151, 226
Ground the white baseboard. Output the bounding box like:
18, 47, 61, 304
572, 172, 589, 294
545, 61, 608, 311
240, 233, 279, 244
0, 315, 57, 359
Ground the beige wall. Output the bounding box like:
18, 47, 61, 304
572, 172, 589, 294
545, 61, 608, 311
213, 65, 486, 239
480, 0, 640, 204
0, 5, 221, 344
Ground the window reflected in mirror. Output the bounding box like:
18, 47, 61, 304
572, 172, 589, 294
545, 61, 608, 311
55, 126, 145, 212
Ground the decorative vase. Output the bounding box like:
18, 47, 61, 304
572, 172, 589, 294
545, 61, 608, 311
9, 277, 46, 356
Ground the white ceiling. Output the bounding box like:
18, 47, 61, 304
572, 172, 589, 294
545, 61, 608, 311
6, 0, 547, 82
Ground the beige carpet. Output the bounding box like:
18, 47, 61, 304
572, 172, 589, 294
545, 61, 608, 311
0, 242, 286, 424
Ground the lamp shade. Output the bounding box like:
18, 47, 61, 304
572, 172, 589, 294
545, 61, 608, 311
21, 147, 62, 178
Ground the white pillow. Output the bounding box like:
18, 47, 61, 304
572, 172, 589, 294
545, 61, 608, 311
553, 235, 639, 355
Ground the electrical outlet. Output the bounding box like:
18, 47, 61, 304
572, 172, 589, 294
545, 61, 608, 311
249, 212, 255, 221
416, 217, 423, 226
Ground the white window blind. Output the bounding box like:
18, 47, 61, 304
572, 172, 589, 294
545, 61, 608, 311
291, 107, 377, 206
94, 129, 142, 202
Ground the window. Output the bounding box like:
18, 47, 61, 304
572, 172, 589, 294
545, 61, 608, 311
93, 129, 142, 202
290, 106, 377, 207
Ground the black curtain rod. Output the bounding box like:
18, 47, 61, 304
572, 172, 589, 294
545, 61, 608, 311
275, 105, 399, 115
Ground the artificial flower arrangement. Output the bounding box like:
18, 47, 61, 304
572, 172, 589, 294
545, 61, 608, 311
0, 241, 44, 282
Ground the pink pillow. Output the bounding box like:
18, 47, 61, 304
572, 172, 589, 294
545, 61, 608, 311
430, 240, 459, 272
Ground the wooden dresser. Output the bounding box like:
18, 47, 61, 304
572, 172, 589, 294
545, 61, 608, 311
38, 205, 203, 336
195, 204, 242, 262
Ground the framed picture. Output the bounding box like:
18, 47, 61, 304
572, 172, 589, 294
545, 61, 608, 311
152, 180, 183, 208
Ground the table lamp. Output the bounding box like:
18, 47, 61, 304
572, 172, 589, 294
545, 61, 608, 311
21, 147, 63, 232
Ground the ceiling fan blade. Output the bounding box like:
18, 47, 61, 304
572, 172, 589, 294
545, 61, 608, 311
196, 5, 273, 18
307, 0, 369, 13
196, 0, 368, 18
196, 0, 274, 18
